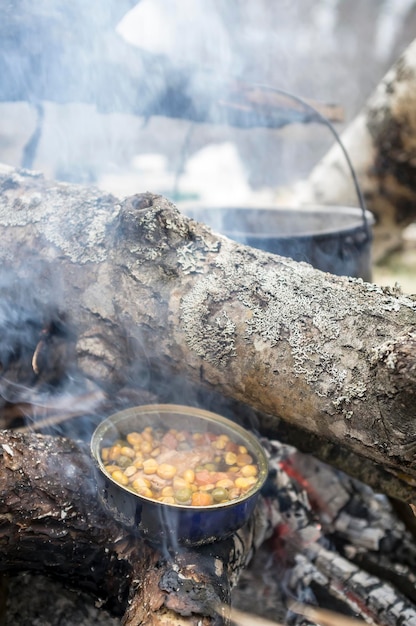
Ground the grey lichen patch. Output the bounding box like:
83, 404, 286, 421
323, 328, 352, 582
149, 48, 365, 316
134, 205, 160, 239
348, 277, 416, 312
129, 203, 223, 279
332, 380, 368, 417
177, 242, 206, 274
176, 235, 221, 274
181, 242, 416, 403
128, 245, 160, 263
164, 210, 193, 239
0, 172, 120, 263
235, 259, 350, 396
180, 273, 236, 367
371, 338, 400, 370
134, 198, 191, 245
43, 195, 120, 264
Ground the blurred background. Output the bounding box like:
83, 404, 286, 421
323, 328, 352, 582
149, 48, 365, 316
1, 0, 416, 288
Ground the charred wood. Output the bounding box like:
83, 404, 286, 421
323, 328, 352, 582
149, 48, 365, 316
0, 429, 263, 626
2, 429, 416, 625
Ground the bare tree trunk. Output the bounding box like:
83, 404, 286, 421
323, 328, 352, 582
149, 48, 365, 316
0, 164, 415, 496
296, 37, 416, 261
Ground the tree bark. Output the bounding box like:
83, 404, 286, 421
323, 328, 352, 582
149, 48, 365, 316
0, 164, 415, 496
0, 429, 264, 626
295, 37, 416, 262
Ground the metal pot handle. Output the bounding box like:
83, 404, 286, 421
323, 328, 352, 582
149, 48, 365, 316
253, 84, 370, 241
173, 84, 371, 243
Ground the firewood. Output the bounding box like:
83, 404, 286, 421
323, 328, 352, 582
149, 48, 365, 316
0, 164, 415, 500
223, 604, 368, 626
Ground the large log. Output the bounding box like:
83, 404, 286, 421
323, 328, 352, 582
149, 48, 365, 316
0, 163, 415, 497
296, 37, 416, 261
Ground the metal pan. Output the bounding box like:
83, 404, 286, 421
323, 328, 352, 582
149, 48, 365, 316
91, 404, 269, 547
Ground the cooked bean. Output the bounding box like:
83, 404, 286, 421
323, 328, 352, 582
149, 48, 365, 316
157, 463, 177, 480
108, 445, 122, 461
174, 487, 192, 504
143, 458, 158, 474
241, 464, 258, 477
236, 453, 253, 467
216, 478, 234, 490
111, 470, 129, 486
117, 455, 132, 469
131, 476, 150, 489
100, 423, 262, 507
211, 487, 229, 502
133, 485, 153, 499
101, 447, 110, 461
126, 432, 142, 446
124, 465, 138, 478
141, 441, 152, 455
204, 463, 218, 472
234, 476, 256, 490
200, 483, 215, 492
104, 464, 120, 474
182, 469, 195, 484
120, 446, 135, 458
173, 476, 190, 490
225, 452, 237, 465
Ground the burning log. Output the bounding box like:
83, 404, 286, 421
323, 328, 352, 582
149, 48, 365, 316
0, 164, 415, 500
296, 36, 416, 261
0, 429, 267, 626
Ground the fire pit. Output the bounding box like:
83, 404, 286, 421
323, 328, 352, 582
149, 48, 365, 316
91, 404, 269, 546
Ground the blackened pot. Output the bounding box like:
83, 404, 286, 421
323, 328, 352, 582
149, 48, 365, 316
91, 404, 268, 547
182, 205, 374, 281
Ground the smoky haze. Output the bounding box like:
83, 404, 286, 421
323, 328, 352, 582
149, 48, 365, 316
0, 0, 415, 196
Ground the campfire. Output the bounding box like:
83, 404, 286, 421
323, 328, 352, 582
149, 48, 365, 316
2, 4, 416, 626
0, 172, 415, 625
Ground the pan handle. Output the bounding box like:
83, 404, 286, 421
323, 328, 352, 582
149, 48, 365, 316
172, 83, 370, 243
249, 84, 371, 242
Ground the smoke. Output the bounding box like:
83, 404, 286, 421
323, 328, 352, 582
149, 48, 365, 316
118, 0, 233, 71
1, 1, 415, 192
0, 258, 108, 439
